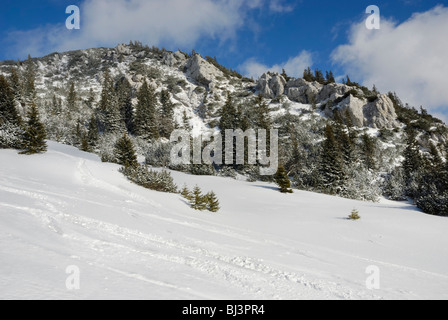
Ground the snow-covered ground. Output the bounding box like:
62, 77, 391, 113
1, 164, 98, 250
1, 141, 447, 300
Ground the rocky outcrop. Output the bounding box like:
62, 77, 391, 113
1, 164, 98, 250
256, 73, 287, 99
327, 94, 399, 129
317, 83, 359, 103
116, 44, 132, 55
363, 94, 399, 129
253, 72, 400, 128
162, 50, 187, 68
185, 54, 224, 87
286, 78, 322, 104
336, 95, 369, 127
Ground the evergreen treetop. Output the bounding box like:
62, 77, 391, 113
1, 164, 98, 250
20, 103, 47, 155
114, 133, 138, 168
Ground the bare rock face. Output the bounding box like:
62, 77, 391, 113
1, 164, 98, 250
332, 94, 399, 128
185, 54, 224, 87
116, 44, 132, 55
256, 73, 287, 99
364, 94, 399, 129
162, 50, 187, 68
285, 78, 322, 104
337, 95, 367, 127
318, 83, 353, 103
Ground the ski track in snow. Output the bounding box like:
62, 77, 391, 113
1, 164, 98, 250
0, 166, 375, 300
1, 144, 447, 300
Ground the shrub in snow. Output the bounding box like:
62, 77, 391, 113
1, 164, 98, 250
348, 209, 361, 220
121, 165, 178, 193
205, 191, 220, 213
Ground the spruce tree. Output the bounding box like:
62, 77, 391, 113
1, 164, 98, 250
99, 70, 123, 133
114, 133, 138, 168
318, 123, 346, 195
191, 185, 206, 211
8, 67, 22, 105
303, 67, 313, 82
87, 115, 99, 148
336, 127, 355, 167
361, 133, 377, 170
135, 79, 159, 140
21, 103, 47, 154
0, 75, 21, 125
402, 128, 422, 183
205, 191, 220, 212
219, 93, 238, 165
326, 71, 335, 84
159, 89, 175, 139
116, 77, 134, 134
80, 133, 90, 152
24, 55, 36, 103
255, 94, 271, 131
314, 69, 325, 84
181, 184, 193, 201
219, 93, 238, 132
274, 165, 293, 193
67, 82, 77, 113
427, 142, 443, 169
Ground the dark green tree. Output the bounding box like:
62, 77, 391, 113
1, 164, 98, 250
0, 75, 21, 125
181, 184, 193, 201
99, 70, 123, 133
402, 128, 422, 184
159, 89, 175, 139
114, 133, 138, 168
361, 133, 377, 170
135, 79, 159, 140
116, 77, 134, 134
24, 55, 36, 103
8, 67, 22, 104
21, 103, 47, 154
274, 165, 293, 193
205, 191, 220, 212
314, 69, 325, 84
67, 82, 77, 113
87, 115, 99, 148
191, 185, 207, 211
318, 123, 346, 195
303, 67, 313, 82
325, 71, 335, 84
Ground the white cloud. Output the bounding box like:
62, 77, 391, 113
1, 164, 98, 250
332, 5, 448, 119
269, 0, 295, 13
4, 0, 294, 59
239, 50, 313, 79
3, 0, 239, 57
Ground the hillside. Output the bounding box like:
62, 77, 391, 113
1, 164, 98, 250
1, 141, 448, 300
1, 43, 447, 212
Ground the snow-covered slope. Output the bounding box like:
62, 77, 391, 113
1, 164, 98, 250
1, 141, 448, 300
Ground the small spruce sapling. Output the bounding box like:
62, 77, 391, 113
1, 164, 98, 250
274, 166, 293, 193
191, 185, 207, 211
348, 209, 361, 220
205, 191, 220, 213
181, 184, 193, 201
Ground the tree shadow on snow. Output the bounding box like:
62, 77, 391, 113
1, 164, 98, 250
254, 185, 280, 192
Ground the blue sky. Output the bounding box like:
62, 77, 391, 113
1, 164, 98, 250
1, 0, 447, 120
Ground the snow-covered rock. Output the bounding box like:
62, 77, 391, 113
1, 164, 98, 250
162, 50, 187, 68
256, 73, 287, 99
285, 78, 322, 104
185, 54, 224, 87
